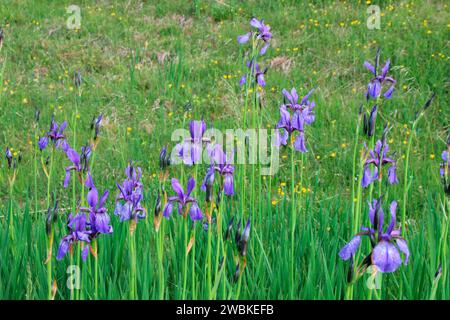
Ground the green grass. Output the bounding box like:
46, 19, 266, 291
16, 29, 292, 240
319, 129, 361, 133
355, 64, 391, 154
0, 0, 449, 300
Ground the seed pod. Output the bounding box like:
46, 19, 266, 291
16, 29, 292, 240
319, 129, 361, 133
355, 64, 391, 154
347, 255, 354, 284
234, 219, 242, 245
34, 108, 40, 123
154, 191, 161, 217
367, 105, 378, 137
435, 264, 442, 279
74, 71, 82, 88
238, 219, 251, 257
421, 92, 435, 112
234, 262, 241, 282
45, 200, 58, 235
159, 146, 170, 169
5, 147, 12, 168
225, 216, 234, 240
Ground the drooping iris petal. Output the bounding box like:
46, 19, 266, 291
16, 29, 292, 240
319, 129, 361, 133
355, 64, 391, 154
95, 213, 113, 234
338, 236, 362, 261
256, 73, 266, 87
384, 86, 395, 99
372, 240, 402, 273
163, 202, 173, 218
367, 80, 381, 99
260, 42, 269, 55
85, 173, 94, 189
81, 245, 90, 261
189, 202, 203, 221
395, 238, 410, 265
56, 236, 71, 260
273, 129, 288, 147
224, 173, 234, 196
362, 166, 372, 188
294, 132, 307, 153
237, 32, 251, 44
292, 111, 304, 132
38, 136, 49, 151
387, 165, 398, 184
239, 75, 247, 86
63, 170, 71, 188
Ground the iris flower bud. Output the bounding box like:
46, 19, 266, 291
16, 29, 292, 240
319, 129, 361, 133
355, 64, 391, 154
225, 216, 234, 240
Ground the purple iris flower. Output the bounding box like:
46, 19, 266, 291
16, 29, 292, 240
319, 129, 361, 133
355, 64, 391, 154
115, 163, 146, 223
38, 119, 68, 151
5, 147, 13, 168
237, 219, 251, 256
80, 173, 113, 235
163, 177, 202, 221
440, 150, 449, 178
91, 114, 103, 140
364, 56, 396, 100
56, 213, 92, 261
63, 144, 92, 188
441, 148, 450, 195
174, 119, 210, 166
201, 144, 235, 196
238, 18, 272, 55
274, 104, 309, 152
239, 60, 268, 87
362, 139, 398, 188
339, 199, 409, 273
282, 87, 316, 120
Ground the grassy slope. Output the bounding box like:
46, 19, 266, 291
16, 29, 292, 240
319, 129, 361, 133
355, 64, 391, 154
0, 0, 448, 299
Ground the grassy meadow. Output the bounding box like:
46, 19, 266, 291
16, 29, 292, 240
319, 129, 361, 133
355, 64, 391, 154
0, 0, 449, 300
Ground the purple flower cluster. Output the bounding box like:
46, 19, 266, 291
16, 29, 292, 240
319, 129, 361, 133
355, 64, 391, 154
38, 118, 68, 151
339, 199, 409, 273
63, 144, 92, 188
237, 18, 272, 56
364, 52, 396, 100
57, 173, 112, 261
201, 144, 235, 196
163, 177, 203, 221
239, 59, 268, 87
274, 87, 316, 152
362, 139, 398, 188
174, 119, 210, 166
115, 163, 146, 223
